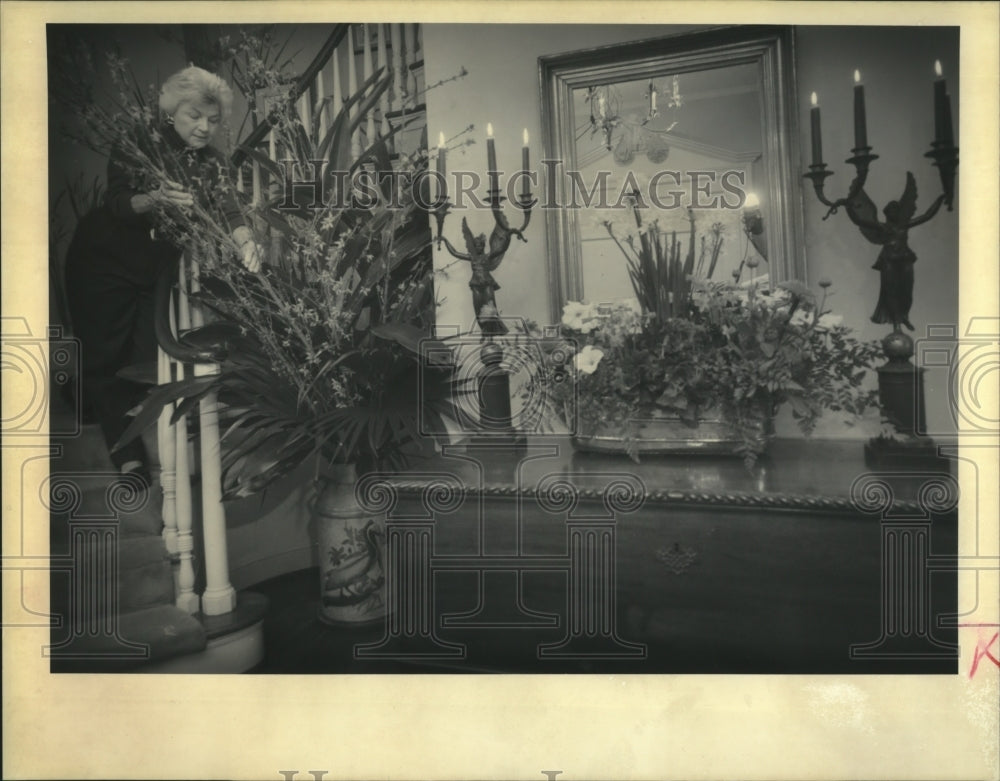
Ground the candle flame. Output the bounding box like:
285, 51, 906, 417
487, 122, 494, 138
811, 91, 818, 107
935, 59, 943, 77
523, 128, 529, 145
854, 69, 862, 84
438, 132, 445, 148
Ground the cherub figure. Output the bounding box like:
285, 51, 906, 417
845, 171, 946, 332
448, 215, 525, 336
433, 200, 528, 337
462, 219, 502, 329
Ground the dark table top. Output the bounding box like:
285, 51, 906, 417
381, 436, 958, 515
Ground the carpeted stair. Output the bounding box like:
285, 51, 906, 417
48, 391, 208, 672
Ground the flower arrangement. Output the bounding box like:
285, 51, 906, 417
62, 35, 467, 498
542, 208, 883, 464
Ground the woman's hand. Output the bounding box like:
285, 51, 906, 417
152, 179, 194, 208
132, 179, 193, 214
240, 240, 263, 273
232, 226, 263, 272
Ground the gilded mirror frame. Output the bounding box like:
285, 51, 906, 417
539, 25, 804, 322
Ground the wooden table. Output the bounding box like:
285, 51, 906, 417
263, 438, 960, 674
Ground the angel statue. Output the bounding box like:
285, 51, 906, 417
460, 217, 508, 336
845, 171, 947, 332
434, 211, 527, 337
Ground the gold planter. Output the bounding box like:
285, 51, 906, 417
572, 409, 761, 457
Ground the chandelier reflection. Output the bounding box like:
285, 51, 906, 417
585, 75, 682, 163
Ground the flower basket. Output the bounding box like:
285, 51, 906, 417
572, 407, 757, 456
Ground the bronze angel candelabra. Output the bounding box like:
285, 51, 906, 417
427, 130, 535, 435
803, 68, 958, 466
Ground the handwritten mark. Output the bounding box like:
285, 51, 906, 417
958, 624, 1000, 678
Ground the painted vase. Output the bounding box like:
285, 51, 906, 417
313, 463, 387, 625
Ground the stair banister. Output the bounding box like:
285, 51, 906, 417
230, 24, 351, 168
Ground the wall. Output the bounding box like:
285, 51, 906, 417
423, 24, 960, 437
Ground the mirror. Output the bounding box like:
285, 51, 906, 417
539, 25, 803, 321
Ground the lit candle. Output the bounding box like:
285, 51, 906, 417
521, 128, 531, 199
810, 91, 824, 166
853, 69, 868, 150
486, 122, 497, 171
598, 94, 606, 120
649, 82, 657, 112
437, 131, 447, 200
486, 122, 498, 194
933, 60, 954, 147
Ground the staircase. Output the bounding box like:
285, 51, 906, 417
48, 24, 427, 673
47, 390, 267, 672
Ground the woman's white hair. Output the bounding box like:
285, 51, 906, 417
159, 65, 234, 120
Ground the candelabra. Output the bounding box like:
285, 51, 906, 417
428, 126, 536, 435
741, 192, 767, 262
803, 64, 958, 468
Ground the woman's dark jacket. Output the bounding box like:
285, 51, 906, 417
68, 123, 246, 286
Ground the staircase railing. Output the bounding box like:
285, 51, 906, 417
155, 23, 425, 616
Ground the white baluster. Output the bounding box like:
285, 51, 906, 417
362, 23, 375, 146
377, 24, 390, 139
316, 67, 329, 141
173, 395, 198, 615
189, 260, 204, 329
298, 91, 311, 134
173, 256, 199, 614
403, 23, 417, 105
332, 47, 342, 120
347, 25, 360, 159
195, 360, 236, 616
157, 345, 177, 558
390, 24, 403, 109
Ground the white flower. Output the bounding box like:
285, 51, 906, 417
561, 301, 600, 333
789, 309, 813, 328
787, 310, 841, 330
573, 345, 605, 375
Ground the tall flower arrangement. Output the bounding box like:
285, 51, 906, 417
62, 38, 464, 498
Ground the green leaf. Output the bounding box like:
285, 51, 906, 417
112, 374, 219, 453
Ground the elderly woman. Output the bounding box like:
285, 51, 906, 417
65, 65, 261, 483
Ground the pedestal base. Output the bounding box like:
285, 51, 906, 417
864, 436, 952, 471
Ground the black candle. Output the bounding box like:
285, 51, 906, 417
521, 128, 531, 199
933, 60, 952, 146
436, 132, 447, 200
809, 92, 823, 165
853, 70, 868, 150
486, 122, 498, 194
942, 91, 954, 148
